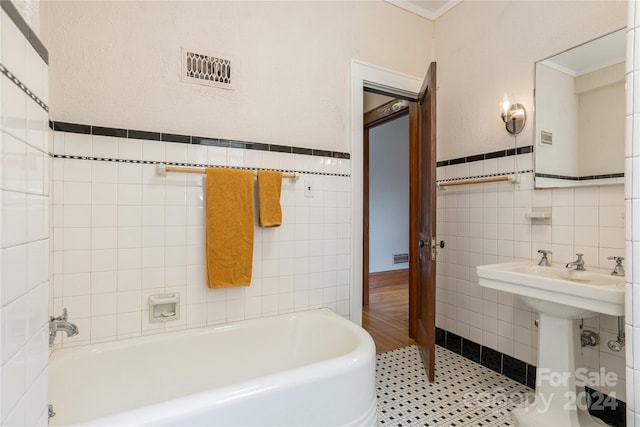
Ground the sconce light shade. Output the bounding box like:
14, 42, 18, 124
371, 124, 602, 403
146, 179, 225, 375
501, 103, 526, 135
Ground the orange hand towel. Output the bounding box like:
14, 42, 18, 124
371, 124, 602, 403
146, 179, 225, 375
257, 170, 283, 227
205, 168, 255, 288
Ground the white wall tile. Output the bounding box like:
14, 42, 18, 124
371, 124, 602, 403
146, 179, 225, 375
52, 131, 352, 352
63, 181, 91, 205
2, 346, 27, 421
2, 132, 28, 192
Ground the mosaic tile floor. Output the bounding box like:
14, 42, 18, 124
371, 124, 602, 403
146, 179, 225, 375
376, 345, 533, 426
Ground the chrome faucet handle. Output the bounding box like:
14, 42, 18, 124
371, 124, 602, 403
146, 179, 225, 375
50, 307, 70, 322
608, 256, 625, 276
537, 249, 552, 266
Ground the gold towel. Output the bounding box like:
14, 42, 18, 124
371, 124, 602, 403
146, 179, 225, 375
205, 168, 255, 288
257, 171, 283, 227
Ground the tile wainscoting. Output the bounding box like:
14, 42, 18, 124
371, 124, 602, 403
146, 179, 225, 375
49, 123, 352, 349
435, 147, 627, 405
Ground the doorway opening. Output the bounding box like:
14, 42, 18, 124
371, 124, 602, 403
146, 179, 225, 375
361, 94, 415, 354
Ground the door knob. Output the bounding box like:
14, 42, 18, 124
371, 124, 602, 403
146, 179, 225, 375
419, 240, 426, 248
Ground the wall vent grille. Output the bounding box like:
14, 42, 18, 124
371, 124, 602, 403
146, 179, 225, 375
182, 48, 234, 90
540, 130, 553, 145
393, 253, 409, 264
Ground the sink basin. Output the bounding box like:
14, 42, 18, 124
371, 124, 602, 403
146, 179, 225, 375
477, 261, 624, 317
476, 260, 625, 427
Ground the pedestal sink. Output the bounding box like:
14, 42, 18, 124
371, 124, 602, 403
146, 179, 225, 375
476, 261, 624, 427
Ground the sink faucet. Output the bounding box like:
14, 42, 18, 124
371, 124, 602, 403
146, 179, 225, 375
565, 254, 585, 271
49, 308, 79, 346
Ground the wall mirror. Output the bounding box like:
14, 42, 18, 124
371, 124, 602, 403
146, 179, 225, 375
534, 28, 626, 188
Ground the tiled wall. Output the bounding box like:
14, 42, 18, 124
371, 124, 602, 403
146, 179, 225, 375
0, 2, 50, 426
626, 1, 639, 425
436, 148, 627, 400
49, 128, 351, 347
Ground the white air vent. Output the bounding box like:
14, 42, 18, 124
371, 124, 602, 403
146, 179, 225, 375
393, 253, 409, 264
540, 130, 553, 145
181, 48, 234, 90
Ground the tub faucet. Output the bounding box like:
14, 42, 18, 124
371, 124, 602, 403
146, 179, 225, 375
49, 308, 79, 346
565, 254, 585, 271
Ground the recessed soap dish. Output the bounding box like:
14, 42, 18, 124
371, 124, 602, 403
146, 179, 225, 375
149, 293, 180, 323
525, 210, 552, 220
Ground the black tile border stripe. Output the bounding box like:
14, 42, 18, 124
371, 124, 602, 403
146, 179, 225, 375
436, 327, 626, 425
49, 120, 351, 160
0, 63, 48, 112
536, 172, 625, 181
51, 154, 350, 178
92, 126, 127, 138
437, 145, 533, 168
1, 0, 48, 64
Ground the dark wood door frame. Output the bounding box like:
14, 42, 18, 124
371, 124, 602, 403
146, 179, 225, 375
362, 99, 409, 306
362, 63, 437, 382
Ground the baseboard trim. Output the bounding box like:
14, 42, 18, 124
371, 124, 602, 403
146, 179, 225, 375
369, 269, 409, 289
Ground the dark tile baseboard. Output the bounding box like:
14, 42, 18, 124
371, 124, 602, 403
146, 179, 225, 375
586, 386, 626, 427
436, 327, 626, 426
436, 327, 532, 386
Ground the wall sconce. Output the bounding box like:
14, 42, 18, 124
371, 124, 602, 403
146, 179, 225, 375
500, 94, 526, 135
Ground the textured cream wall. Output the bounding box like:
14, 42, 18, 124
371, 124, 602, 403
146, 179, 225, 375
434, 0, 626, 161
41, 1, 434, 153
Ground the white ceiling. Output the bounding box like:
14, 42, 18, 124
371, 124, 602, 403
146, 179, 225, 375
541, 28, 626, 77
383, 0, 463, 21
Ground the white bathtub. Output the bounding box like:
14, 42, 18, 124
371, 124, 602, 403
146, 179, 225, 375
48, 308, 377, 426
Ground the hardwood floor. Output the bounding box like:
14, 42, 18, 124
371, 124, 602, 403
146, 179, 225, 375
362, 281, 415, 354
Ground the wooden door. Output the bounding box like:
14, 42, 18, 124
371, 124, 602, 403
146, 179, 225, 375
409, 62, 437, 382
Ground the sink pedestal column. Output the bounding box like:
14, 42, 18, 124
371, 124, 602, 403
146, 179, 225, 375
512, 313, 605, 427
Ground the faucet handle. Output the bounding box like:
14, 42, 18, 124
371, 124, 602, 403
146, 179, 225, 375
537, 249, 552, 266
608, 256, 625, 276
51, 308, 70, 322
